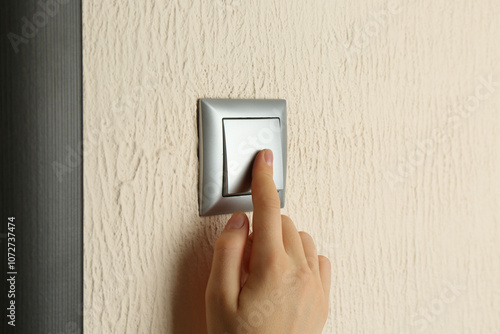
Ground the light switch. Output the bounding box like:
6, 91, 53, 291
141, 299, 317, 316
223, 118, 283, 196
198, 98, 286, 216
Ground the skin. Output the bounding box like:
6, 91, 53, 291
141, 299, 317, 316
206, 149, 331, 334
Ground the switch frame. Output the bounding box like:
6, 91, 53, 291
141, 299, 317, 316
198, 99, 287, 216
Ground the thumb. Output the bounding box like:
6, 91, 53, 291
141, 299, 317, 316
206, 212, 249, 310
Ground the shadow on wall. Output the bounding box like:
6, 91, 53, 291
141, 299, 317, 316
171, 216, 225, 334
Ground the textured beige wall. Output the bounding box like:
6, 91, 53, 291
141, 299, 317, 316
83, 1, 500, 333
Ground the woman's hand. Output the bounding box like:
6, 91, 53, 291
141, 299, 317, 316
205, 149, 331, 334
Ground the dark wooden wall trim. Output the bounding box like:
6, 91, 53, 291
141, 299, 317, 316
0, 0, 83, 333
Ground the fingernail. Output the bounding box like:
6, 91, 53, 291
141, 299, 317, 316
264, 149, 273, 167
226, 212, 245, 229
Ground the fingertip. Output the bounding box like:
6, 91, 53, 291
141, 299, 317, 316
264, 149, 273, 167
226, 211, 248, 230
252, 149, 273, 177
251, 150, 276, 191
318, 255, 331, 270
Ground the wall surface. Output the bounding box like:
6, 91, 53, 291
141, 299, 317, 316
83, 1, 500, 333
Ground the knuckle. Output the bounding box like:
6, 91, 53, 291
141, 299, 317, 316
265, 252, 285, 267
297, 257, 311, 270
296, 266, 312, 283
255, 168, 274, 181
205, 285, 230, 308
254, 194, 281, 210
305, 255, 319, 270
251, 171, 273, 190
284, 265, 312, 287
213, 236, 240, 253
263, 252, 287, 275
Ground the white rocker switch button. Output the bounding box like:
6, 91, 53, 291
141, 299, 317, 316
223, 118, 284, 196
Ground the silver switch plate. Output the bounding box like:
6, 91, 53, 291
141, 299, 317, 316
198, 99, 287, 216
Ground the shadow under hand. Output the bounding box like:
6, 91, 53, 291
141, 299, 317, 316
171, 216, 224, 334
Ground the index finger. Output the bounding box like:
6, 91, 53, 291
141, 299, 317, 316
250, 149, 284, 257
